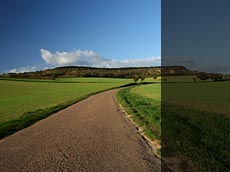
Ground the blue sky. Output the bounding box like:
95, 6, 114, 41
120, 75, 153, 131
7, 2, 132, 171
0, 0, 161, 73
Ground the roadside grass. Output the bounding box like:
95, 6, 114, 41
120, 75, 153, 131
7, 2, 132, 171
116, 84, 161, 153
0, 78, 132, 138
117, 81, 230, 171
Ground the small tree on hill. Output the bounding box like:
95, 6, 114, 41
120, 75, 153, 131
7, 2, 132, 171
153, 75, 158, 80
209, 74, 223, 81
140, 75, 146, 82
223, 75, 230, 80
197, 72, 209, 80
50, 73, 57, 80
133, 75, 139, 83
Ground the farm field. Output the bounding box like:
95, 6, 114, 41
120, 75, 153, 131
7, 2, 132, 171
118, 80, 230, 172
162, 81, 230, 115
0, 77, 132, 138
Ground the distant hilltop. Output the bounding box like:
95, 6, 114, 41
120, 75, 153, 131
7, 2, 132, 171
1, 66, 197, 79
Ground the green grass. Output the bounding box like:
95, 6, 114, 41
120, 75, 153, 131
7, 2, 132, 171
117, 83, 161, 141
161, 81, 230, 171
162, 81, 230, 115
130, 83, 161, 100
162, 103, 230, 172
0, 77, 132, 138
0, 77, 132, 83
117, 80, 230, 171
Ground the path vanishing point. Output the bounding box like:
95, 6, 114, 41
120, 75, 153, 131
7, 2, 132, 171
0, 89, 162, 172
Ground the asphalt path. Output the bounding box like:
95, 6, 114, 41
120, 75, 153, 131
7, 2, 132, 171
0, 89, 162, 172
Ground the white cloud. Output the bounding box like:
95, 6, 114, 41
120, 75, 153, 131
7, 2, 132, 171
6, 66, 47, 74
7, 66, 38, 73
40, 49, 103, 66
40, 49, 161, 68
92, 56, 161, 68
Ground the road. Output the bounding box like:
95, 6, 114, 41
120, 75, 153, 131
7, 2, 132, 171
0, 89, 161, 172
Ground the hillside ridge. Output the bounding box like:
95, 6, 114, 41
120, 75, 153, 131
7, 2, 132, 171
1, 66, 196, 79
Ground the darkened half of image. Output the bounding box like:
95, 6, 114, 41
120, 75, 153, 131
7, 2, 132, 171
161, 0, 230, 171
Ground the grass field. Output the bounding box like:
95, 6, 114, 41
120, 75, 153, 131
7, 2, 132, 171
118, 80, 230, 172
162, 81, 230, 116
162, 81, 230, 171
130, 83, 161, 100
0, 77, 132, 138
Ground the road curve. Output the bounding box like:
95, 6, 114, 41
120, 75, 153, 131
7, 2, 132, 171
0, 89, 161, 172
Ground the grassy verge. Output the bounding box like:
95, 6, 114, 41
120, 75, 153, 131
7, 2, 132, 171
116, 84, 161, 155
117, 82, 230, 171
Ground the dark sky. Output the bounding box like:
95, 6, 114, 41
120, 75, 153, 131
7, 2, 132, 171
162, 0, 230, 73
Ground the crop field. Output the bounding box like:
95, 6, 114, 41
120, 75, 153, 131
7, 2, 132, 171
118, 80, 230, 172
0, 77, 132, 138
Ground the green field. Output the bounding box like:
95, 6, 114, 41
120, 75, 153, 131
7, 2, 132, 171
118, 81, 230, 172
130, 83, 161, 100
163, 81, 230, 115
0, 77, 132, 138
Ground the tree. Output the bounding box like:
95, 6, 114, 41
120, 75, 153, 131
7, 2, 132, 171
133, 75, 139, 83
197, 72, 209, 80
140, 75, 146, 82
50, 73, 57, 80
223, 75, 230, 80
209, 74, 223, 81
153, 75, 158, 80
163, 78, 167, 82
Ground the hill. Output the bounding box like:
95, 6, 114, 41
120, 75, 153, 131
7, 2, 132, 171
1, 66, 196, 79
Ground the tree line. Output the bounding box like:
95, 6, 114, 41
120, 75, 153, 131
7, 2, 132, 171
196, 72, 230, 81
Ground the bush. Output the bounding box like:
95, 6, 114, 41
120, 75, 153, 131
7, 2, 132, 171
197, 72, 209, 80
209, 74, 223, 81
132, 75, 139, 83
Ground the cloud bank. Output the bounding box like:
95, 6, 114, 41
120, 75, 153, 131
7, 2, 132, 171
40, 49, 161, 68
7, 66, 40, 73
